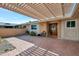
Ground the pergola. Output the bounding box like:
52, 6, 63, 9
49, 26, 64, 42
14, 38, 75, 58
0, 3, 79, 21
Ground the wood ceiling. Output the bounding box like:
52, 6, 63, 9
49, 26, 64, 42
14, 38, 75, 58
0, 3, 78, 21
72, 4, 79, 19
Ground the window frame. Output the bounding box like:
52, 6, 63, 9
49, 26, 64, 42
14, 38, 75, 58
66, 20, 76, 28
31, 25, 37, 30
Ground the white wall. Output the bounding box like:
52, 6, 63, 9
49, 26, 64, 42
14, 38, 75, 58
61, 19, 79, 41
28, 23, 40, 35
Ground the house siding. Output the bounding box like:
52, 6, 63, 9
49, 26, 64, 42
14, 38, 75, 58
61, 19, 79, 41
26, 19, 79, 41
27, 23, 40, 34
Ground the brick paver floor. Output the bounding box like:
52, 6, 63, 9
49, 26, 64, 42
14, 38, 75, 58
17, 35, 79, 56
16, 45, 59, 56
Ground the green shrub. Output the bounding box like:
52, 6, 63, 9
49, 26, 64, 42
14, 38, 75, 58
26, 31, 30, 35
30, 31, 36, 36
4, 49, 9, 52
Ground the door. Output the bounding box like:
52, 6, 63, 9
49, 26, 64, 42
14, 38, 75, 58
49, 23, 57, 37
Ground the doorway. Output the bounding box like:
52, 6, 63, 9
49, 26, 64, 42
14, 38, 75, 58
48, 23, 58, 38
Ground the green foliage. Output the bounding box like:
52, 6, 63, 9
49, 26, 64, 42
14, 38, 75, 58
26, 31, 30, 35
30, 31, 36, 36
4, 49, 9, 52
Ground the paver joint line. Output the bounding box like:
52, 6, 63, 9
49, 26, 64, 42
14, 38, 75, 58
17, 45, 59, 56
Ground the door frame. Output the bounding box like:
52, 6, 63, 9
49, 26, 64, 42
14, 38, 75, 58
48, 23, 58, 37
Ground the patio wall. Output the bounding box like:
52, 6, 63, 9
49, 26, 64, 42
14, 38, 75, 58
0, 28, 26, 37
61, 19, 79, 41
39, 22, 48, 33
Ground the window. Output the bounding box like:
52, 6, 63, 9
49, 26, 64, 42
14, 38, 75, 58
31, 25, 37, 30
67, 21, 76, 27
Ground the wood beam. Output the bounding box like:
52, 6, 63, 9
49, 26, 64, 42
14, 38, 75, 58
27, 3, 54, 18
26, 4, 47, 18
61, 3, 65, 17
71, 4, 79, 18
43, 3, 56, 17
14, 3, 45, 19
1, 3, 41, 20
25, 4, 46, 19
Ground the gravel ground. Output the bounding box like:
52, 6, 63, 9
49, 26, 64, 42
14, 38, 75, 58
0, 39, 15, 55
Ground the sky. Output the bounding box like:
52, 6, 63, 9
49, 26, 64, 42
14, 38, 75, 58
0, 8, 38, 24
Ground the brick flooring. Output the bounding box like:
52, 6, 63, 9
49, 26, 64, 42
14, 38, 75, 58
17, 35, 79, 56
16, 45, 59, 56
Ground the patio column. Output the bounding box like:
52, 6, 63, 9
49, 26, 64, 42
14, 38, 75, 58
39, 22, 48, 37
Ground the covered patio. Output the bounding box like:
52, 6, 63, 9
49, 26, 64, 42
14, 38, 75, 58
0, 3, 79, 40
0, 3, 79, 56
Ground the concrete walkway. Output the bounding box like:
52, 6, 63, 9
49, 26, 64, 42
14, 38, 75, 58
1, 37, 34, 56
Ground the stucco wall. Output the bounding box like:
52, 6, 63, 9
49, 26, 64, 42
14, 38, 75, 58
61, 19, 79, 41
39, 22, 48, 33
0, 28, 26, 37
27, 23, 40, 34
